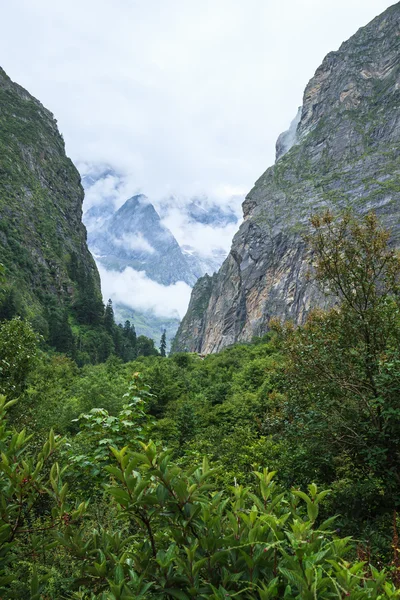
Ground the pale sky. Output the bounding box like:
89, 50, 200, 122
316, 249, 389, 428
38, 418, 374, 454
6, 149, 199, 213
0, 0, 394, 201
1, 0, 395, 320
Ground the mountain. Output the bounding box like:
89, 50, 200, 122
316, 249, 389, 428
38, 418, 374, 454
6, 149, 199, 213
172, 2, 400, 354
86, 194, 198, 286
0, 66, 102, 334
82, 183, 241, 345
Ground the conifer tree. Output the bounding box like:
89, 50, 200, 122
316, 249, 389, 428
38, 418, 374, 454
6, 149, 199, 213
103, 299, 115, 334
160, 329, 167, 357
0, 288, 18, 321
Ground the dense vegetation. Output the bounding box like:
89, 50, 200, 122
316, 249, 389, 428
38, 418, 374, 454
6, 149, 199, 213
2, 211, 400, 598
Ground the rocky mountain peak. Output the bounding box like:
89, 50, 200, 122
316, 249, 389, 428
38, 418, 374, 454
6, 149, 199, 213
172, 2, 400, 354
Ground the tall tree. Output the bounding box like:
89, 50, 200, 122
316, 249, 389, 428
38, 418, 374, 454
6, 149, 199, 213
160, 330, 167, 357
103, 299, 115, 334
137, 335, 159, 357
276, 210, 400, 510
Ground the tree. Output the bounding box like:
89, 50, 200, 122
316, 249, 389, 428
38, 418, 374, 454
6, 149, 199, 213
137, 335, 159, 357
72, 274, 104, 326
160, 329, 167, 357
48, 309, 75, 355
103, 298, 115, 334
274, 210, 400, 524
0, 287, 18, 321
0, 318, 38, 398
123, 319, 137, 347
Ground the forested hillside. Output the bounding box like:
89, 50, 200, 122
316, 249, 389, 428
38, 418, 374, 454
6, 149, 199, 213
0, 67, 158, 365
2, 211, 400, 598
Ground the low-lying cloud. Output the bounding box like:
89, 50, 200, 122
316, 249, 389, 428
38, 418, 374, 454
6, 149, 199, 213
98, 264, 192, 319
161, 208, 241, 257
82, 168, 244, 259
112, 233, 156, 254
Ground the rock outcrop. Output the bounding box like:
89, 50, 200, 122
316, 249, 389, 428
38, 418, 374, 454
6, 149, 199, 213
172, 2, 400, 353
0, 67, 101, 325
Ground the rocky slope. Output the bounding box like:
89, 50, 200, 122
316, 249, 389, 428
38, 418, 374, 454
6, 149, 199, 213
172, 2, 400, 353
0, 67, 101, 330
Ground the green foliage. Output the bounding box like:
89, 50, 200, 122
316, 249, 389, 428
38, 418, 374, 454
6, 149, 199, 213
0, 396, 86, 597
55, 442, 400, 598
269, 210, 400, 546
64, 373, 155, 493
3, 208, 400, 595
137, 335, 159, 357
0, 286, 19, 321
0, 318, 38, 399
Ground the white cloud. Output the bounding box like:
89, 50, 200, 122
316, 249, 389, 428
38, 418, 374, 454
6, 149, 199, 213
0, 0, 392, 202
98, 265, 192, 319
113, 233, 156, 254
161, 207, 242, 257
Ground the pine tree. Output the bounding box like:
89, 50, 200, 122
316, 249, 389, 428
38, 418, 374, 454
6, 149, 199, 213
0, 288, 18, 321
104, 299, 115, 334
123, 320, 137, 361
160, 330, 167, 357
73, 272, 104, 326
48, 309, 75, 356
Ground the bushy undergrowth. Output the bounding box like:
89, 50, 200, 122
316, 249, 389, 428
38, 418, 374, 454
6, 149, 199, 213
2, 211, 400, 597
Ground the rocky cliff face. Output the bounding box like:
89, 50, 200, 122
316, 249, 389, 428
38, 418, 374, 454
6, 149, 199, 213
172, 2, 400, 354
0, 67, 101, 325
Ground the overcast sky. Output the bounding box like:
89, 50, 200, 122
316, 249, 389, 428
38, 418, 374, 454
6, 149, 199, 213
0, 0, 394, 202
1, 1, 395, 320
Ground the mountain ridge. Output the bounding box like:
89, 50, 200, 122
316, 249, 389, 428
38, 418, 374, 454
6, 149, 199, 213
172, 1, 400, 353
0, 65, 102, 331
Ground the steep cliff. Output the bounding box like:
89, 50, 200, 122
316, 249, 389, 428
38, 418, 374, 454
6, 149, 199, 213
172, 2, 400, 354
0, 67, 101, 333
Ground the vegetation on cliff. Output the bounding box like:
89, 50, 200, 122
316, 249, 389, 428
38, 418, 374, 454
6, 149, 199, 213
0, 67, 158, 365
173, 1, 400, 353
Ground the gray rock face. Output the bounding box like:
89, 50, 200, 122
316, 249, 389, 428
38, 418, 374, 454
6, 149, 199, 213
87, 195, 198, 286
172, 2, 400, 354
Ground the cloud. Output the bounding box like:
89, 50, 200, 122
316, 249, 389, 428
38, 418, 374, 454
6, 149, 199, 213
0, 0, 393, 202
98, 265, 192, 319
81, 168, 244, 259
80, 165, 142, 212
160, 207, 242, 257
112, 233, 156, 254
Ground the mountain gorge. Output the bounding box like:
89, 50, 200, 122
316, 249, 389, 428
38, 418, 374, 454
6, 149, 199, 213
82, 178, 240, 342
172, 2, 400, 353
4, 4, 400, 597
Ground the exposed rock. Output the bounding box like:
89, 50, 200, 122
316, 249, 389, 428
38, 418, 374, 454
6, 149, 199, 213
173, 2, 400, 353
0, 66, 101, 319
88, 194, 197, 286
